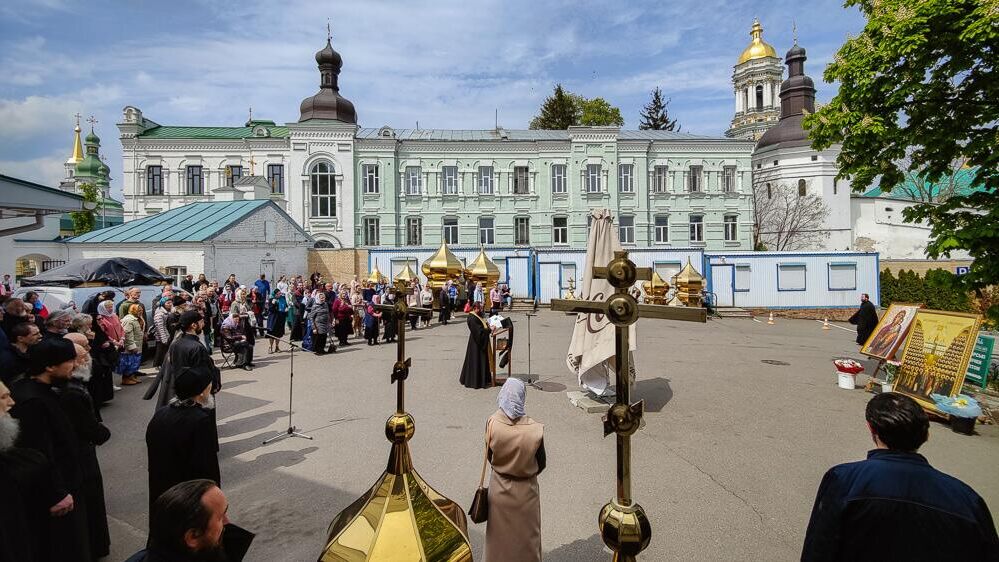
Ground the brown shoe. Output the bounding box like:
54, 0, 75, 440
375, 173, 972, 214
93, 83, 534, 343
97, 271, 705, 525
121, 376, 140, 386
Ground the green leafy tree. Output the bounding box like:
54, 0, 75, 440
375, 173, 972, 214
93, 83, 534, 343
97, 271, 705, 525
639, 87, 680, 131
529, 84, 579, 129
805, 0, 999, 322
574, 95, 625, 127
70, 182, 100, 235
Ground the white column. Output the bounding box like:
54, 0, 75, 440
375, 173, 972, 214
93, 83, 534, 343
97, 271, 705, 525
763, 82, 772, 108
335, 176, 343, 223
735, 90, 741, 114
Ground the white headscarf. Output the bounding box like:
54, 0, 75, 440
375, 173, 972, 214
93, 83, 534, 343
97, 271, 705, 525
497, 378, 526, 420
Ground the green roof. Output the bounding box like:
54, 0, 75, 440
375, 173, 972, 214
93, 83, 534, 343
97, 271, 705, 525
138, 125, 290, 139
67, 200, 271, 243
862, 167, 989, 199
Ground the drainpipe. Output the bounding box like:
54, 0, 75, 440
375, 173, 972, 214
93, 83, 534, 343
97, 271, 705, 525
0, 212, 46, 237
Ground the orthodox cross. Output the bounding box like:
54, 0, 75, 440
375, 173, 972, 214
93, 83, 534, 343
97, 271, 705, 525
247, 106, 253, 122
86, 114, 98, 131
550, 250, 706, 561
792, 19, 798, 45
371, 280, 432, 415
74, 113, 82, 127
327, 19, 332, 42
248, 156, 256, 176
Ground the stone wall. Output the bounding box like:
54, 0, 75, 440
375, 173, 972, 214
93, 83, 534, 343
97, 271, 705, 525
308, 248, 367, 282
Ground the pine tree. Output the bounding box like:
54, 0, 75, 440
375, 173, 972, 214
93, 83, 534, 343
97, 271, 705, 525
639, 87, 680, 131
529, 84, 580, 130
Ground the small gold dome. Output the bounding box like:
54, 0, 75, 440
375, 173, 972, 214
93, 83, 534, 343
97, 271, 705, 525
738, 19, 778, 64
465, 247, 500, 288
367, 262, 386, 284
420, 241, 464, 287
394, 262, 418, 283
641, 271, 670, 304
674, 258, 705, 307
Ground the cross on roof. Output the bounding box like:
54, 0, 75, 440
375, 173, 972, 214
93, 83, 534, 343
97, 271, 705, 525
74, 113, 82, 127
327, 19, 332, 42
86, 115, 98, 131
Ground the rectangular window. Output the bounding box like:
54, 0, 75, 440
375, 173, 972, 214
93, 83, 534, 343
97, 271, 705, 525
735, 265, 751, 292
689, 215, 704, 242
551, 164, 566, 194
513, 166, 530, 194
442, 217, 459, 245
618, 164, 634, 193
164, 266, 187, 287
652, 165, 669, 193
552, 217, 568, 245
777, 264, 807, 291
654, 215, 669, 243
478, 166, 493, 194
185, 165, 203, 195
310, 165, 336, 218
405, 166, 422, 195
515, 216, 530, 245
828, 263, 858, 290
405, 217, 422, 246
618, 215, 635, 244
266, 164, 284, 194
688, 165, 702, 192
724, 215, 738, 241
225, 165, 242, 187
362, 164, 379, 194
441, 166, 458, 195
363, 217, 380, 246
723, 166, 736, 192
479, 217, 495, 245
585, 164, 601, 193
146, 165, 163, 195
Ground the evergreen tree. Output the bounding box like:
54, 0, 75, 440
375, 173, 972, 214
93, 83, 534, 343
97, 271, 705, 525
639, 87, 680, 131
529, 84, 580, 130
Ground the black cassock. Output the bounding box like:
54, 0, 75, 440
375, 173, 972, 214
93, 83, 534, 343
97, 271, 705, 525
459, 313, 493, 389
0, 447, 58, 562
10, 378, 91, 562
145, 401, 221, 510
145, 333, 221, 409
58, 379, 111, 560
849, 300, 879, 345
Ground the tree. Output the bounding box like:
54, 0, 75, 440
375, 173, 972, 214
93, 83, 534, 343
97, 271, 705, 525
639, 87, 680, 131
529, 84, 579, 129
70, 182, 100, 235
752, 181, 830, 251
574, 95, 625, 127
892, 153, 969, 203
804, 0, 998, 322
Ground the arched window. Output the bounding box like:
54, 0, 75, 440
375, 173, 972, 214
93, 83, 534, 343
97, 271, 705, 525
755, 85, 764, 110
314, 240, 335, 249
310, 161, 336, 217
798, 179, 807, 197
766, 183, 772, 199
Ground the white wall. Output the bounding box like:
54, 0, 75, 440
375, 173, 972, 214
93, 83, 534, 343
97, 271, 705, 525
849, 197, 970, 260
0, 215, 69, 282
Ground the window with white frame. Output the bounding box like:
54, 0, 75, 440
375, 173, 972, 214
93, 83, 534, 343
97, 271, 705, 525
724, 214, 738, 241
829, 263, 857, 290
441, 166, 458, 195
551, 164, 566, 194
405, 216, 422, 246
688, 165, 702, 192
735, 265, 751, 291
442, 217, 459, 244
405, 166, 422, 195
515, 216, 530, 245
266, 164, 284, 194
777, 264, 807, 291
513, 166, 530, 194
723, 166, 736, 192
552, 216, 568, 245
654, 215, 669, 243
310, 161, 336, 217
618, 164, 634, 193
619, 215, 635, 244
146, 165, 163, 195
225, 165, 242, 187
478, 166, 493, 194
185, 165, 204, 195
585, 164, 601, 193
652, 165, 669, 193
689, 215, 704, 242
362, 164, 379, 194
164, 266, 187, 286
479, 217, 495, 245
363, 217, 379, 246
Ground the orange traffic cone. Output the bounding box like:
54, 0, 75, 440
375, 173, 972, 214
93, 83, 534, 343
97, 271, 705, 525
767, 312, 775, 325
822, 318, 831, 330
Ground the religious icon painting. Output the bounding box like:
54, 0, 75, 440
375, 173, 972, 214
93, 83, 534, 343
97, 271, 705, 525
892, 309, 982, 413
860, 302, 922, 360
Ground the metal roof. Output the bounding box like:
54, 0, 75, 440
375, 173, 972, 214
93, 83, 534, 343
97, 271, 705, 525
137, 125, 291, 139
861, 167, 988, 199
67, 200, 271, 243
0, 174, 85, 216
355, 128, 724, 141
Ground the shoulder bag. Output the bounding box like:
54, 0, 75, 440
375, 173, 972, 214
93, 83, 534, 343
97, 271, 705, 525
468, 419, 492, 524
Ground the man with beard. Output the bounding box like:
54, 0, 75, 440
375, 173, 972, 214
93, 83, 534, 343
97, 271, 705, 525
1, 321, 41, 385
42, 309, 74, 340
145, 366, 221, 511
459, 301, 494, 389
57, 342, 112, 560
848, 293, 879, 346
10, 338, 91, 560
146, 310, 221, 409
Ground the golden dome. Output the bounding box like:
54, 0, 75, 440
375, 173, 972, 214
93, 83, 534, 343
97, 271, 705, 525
367, 262, 386, 284
674, 258, 705, 307
420, 241, 464, 287
738, 19, 778, 64
394, 262, 418, 283
465, 247, 500, 287
674, 258, 705, 286
67, 122, 84, 165
642, 271, 670, 304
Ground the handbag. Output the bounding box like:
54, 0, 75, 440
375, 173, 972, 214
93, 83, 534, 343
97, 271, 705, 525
468, 420, 492, 524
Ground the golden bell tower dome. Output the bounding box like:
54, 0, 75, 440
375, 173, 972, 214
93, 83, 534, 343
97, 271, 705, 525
738, 19, 778, 64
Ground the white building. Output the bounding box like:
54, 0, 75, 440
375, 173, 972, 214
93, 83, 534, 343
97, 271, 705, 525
726, 19, 783, 141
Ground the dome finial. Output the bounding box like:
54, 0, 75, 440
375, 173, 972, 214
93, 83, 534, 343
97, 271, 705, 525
68, 113, 84, 164
326, 18, 331, 43
86, 114, 98, 133
793, 19, 798, 46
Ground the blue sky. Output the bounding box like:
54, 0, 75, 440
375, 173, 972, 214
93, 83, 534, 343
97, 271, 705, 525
0, 0, 865, 196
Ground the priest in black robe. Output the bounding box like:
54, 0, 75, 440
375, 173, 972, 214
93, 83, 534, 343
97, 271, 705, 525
848, 293, 879, 345
460, 302, 494, 389
145, 310, 221, 408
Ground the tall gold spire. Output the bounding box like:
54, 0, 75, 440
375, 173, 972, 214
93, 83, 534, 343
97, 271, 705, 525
68, 113, 84, 165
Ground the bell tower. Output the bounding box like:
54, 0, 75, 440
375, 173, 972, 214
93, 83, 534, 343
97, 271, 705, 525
726, 19, 783, 140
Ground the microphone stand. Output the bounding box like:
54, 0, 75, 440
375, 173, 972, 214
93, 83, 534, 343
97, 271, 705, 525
262, 334, 313, 444
524, 312, 542, 390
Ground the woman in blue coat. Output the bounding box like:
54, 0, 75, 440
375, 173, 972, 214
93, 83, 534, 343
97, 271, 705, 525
267, 289, 288, 353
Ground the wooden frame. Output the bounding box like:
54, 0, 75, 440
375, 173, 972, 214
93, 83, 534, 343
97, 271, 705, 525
491, 328, 511, 387
860, 302, 923, 361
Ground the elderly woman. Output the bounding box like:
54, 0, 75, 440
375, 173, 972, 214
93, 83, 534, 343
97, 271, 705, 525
119, 303, 145, 385
308, 292, 333, 355
152, 298, 174, 368
267, 289, 288, 353
332, 290, 354, 347
483, 378, 545, 562
92, 299, 123, 401
43, 309, 74, 339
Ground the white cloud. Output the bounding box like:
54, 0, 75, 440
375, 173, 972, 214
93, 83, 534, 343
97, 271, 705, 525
0, 85, 122, 140
0, 151, 68, 186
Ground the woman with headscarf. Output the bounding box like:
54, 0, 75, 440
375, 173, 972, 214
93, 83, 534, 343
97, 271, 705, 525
90, 299, 121, 404
363, 301, 381, 345
482, 378, 545, 562
267, 289, 288, 353
420, 284, 434, 328
119, 303, 145, 385
381, 293, 398, 343
332, 290, 355, 347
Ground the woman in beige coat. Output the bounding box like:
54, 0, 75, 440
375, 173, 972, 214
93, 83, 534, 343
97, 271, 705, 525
484, 377, 546, 562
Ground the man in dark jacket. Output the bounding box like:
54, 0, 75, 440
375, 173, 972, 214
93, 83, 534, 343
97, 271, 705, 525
146, 310, 221, 409
802, 392, 998, 561
1, 321, 41, 385
145, 366, 221, 510
848, 293, 879, 345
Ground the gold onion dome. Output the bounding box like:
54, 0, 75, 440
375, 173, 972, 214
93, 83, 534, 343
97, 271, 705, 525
368, 262, 386, 284
464, 247, 500, 287
642, 271, 670, 304
420, 242, 463, 287
674, 258, 705, 306
738, 19, 778, 64
395, 262, 418, 283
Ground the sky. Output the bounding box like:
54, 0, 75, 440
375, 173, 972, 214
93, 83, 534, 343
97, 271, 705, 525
0, 0, 865, 197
